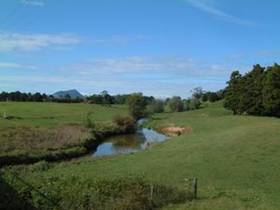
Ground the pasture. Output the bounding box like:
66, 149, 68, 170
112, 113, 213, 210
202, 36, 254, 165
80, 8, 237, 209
0, 102, 127, 160
2, 102, 280, 209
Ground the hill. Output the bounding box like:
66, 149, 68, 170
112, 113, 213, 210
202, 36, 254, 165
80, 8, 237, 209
52, 89, 84, 99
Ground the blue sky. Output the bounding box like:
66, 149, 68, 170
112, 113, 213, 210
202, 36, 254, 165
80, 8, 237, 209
0, 0, 280, 97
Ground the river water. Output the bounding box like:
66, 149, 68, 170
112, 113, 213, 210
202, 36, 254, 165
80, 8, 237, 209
92, 120, 168, 157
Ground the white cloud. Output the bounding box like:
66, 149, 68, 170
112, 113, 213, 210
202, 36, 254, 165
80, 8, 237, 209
0, 62, 37, 69
62, 56, 231, 77
185, 0, 254, 26
1, 56, 247, 97
0, 32, 82, 52
55, 56, 236, 96
22, 0, 45, 7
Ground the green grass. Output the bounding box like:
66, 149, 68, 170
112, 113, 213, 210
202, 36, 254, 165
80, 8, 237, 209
3, 101, 280, 209
0, 102, 128, 163
0, 102, 127, 127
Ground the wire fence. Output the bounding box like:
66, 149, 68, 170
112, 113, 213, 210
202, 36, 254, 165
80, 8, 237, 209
4, 171, 198, 210
8, 171, 63, 210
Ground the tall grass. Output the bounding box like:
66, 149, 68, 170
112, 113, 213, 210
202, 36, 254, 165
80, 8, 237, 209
2, 172, 193, 210
0, 114, 137, 166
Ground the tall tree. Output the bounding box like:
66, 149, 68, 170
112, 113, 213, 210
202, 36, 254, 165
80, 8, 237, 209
191, 87, 204, 100
240, 64, 265, 115
224, 71, 242, 114
126, 93, 147, 119
262, 64, 280, 117
167, 96, 184, 112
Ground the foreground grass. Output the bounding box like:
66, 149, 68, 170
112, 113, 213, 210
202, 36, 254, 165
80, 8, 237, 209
3, 102, 280, 209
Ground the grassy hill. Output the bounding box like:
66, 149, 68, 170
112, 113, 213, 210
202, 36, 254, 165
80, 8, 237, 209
2, 101, 280, 209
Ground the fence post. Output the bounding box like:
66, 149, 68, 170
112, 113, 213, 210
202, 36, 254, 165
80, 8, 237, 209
192, 178, 197, 199
150, 184, 154, 205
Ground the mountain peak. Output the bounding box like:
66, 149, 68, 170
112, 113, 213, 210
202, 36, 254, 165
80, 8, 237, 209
52, 89, 84, 99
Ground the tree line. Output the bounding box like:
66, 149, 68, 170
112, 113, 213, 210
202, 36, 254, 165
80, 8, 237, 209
224, 63, 280, 117
0, 91, 83, 103
0, 87, 223, 119
126, 88, 223, 119
0, 91, 49, 102
86, 90, 154, 105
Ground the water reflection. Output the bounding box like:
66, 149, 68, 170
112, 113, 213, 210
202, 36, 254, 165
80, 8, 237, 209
92, 127, 168, 157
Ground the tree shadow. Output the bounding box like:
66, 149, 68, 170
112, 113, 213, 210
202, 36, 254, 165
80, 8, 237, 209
0, 175, 37, 210
151, 116, 168, 120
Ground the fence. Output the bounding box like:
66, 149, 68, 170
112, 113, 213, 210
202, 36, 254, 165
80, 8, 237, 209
3, 171, 198, 210
5, 171, 63, 210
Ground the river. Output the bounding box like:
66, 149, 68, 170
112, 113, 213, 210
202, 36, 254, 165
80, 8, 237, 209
92, 119, 168, 157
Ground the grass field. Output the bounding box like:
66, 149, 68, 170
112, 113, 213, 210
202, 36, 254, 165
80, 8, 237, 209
0, 102, 128, 162
2, 101, 280, 209
0, 102, 127, 127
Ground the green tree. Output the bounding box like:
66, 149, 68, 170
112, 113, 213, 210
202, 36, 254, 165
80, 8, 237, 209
126, 93, 147, 119
224, 71, 242, 114
262, 64, 280, 116
167, 96, 184, 112
202, 92, 210, 102
240, 64, 265, 115
189, 98, 201, 110
184, 99, 191, 111
208, 92, 219, 102
191, 87, 204, 99
146, 99, 164, 114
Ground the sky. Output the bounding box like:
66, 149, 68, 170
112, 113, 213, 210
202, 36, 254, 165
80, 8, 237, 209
0, 0, 280, 98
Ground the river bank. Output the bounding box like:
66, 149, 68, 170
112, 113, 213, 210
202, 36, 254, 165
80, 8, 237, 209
0, 121, 136, 167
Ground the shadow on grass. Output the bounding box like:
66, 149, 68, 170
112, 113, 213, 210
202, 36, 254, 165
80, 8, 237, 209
151, 116, 168, 120
0, 174, 37, 210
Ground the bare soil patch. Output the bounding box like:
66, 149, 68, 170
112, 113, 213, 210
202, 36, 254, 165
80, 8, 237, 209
159, 125, 192, 136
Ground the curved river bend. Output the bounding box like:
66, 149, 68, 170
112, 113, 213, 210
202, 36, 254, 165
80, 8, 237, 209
92, 120, 168, 157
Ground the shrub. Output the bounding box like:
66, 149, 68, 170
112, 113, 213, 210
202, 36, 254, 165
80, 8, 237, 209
85, 112, 96, 128
29, 161, 50, 172
2, 174, 193, 210
113, 115, 136, 133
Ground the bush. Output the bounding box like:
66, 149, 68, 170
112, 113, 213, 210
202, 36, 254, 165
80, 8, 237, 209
2, 174, 194, 210
85, 112, 96, 128
113, 115, 136, 133
29, 161, 50, 172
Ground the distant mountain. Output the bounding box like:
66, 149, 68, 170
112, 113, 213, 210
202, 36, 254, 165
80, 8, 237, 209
52, 89, 84, 99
